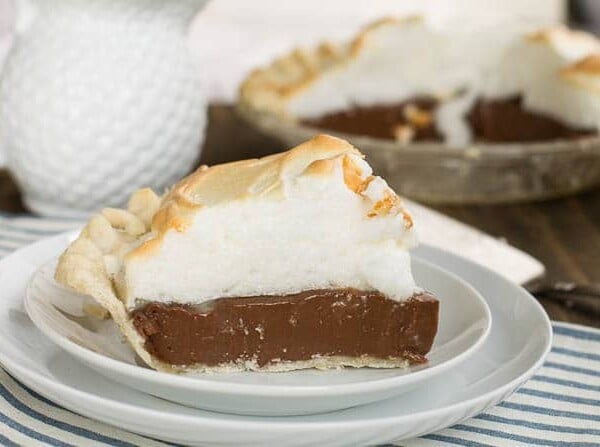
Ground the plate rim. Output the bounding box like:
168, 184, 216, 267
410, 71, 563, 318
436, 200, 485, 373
23, 250, 492, 398
0, 232, 552, 432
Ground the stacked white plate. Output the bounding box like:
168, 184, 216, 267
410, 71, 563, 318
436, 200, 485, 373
0, 232, 552, 446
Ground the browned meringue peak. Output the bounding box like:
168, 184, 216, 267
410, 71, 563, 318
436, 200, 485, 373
562, 54, 600, 86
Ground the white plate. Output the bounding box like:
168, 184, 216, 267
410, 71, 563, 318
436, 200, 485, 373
0, 233, 552, 446
24, 254, 490, 416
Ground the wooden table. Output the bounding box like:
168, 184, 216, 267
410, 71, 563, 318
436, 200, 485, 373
1, 104, 599, 328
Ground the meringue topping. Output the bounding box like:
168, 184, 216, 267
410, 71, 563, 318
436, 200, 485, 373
120, 135, 417, 308
57, 135, 418, 311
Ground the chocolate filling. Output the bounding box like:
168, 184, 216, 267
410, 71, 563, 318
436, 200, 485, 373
302, 95, 596, 143
301, 97, 442, 141
131, 289, 439, 368
468, 96, 596, 143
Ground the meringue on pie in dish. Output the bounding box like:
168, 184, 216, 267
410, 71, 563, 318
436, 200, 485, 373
240, 18, 600, 146
55, 135, 439, 373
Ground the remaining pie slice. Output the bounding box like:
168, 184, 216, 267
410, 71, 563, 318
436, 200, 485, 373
55, 135, 439, 373
240, 18, 600, 145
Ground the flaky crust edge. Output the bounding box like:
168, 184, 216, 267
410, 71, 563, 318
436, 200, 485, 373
54, 193, 182, 373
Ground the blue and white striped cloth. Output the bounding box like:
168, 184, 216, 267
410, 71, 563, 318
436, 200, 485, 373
0, 213, 599, 447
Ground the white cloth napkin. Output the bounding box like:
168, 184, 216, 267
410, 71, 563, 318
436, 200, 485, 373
407, 201, 544, 284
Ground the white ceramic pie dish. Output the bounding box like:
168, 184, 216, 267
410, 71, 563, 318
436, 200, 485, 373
24, 239, 490, 416
0, 233, 552, 446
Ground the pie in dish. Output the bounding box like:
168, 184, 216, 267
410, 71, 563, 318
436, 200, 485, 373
240, 17, 600, 146
55, 135, 439, 373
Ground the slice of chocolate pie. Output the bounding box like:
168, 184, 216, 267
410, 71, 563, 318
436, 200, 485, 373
55, 135, 438, 373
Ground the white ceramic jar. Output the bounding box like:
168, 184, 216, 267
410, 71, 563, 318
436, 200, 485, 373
0, 0, 208, 217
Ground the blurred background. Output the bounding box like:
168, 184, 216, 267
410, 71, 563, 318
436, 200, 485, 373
0, 0, 573, 102
1, 0, 575, 100
7, 1, 600, 98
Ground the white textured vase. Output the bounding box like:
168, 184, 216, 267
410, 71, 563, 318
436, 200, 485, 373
0, 0, 208, 217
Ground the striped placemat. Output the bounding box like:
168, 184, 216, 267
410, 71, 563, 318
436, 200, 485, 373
0, 213, 598, 447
